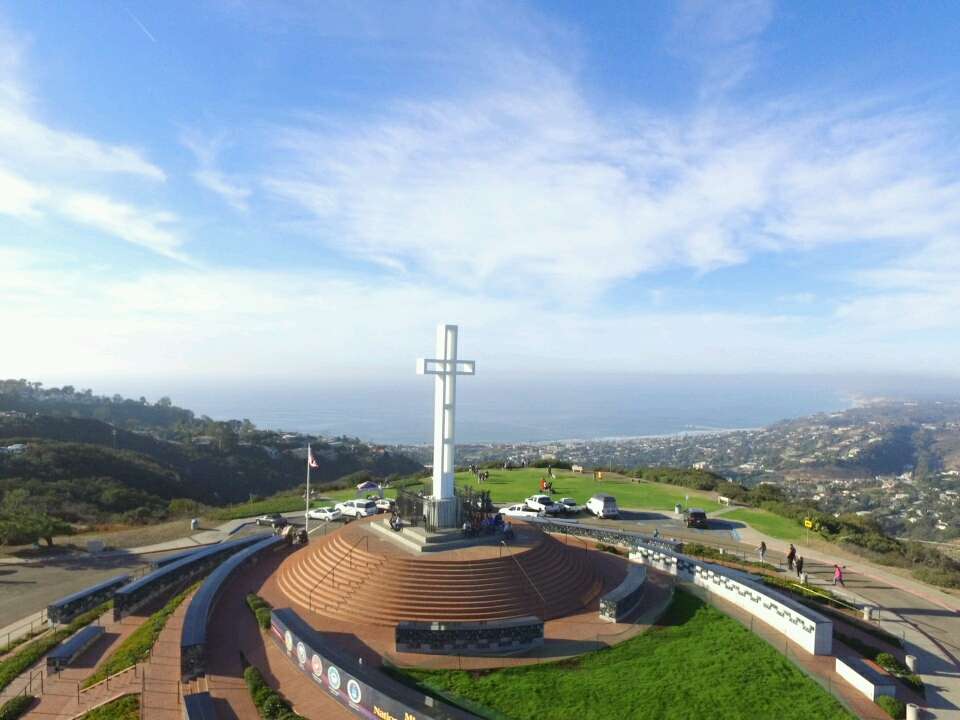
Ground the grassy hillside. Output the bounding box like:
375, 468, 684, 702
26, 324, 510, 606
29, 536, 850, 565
0, 383, 422, 535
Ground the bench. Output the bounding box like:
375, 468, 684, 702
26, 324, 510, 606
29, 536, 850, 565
46, 625, 105, 672
835, 656, 897, 701
599, 565, 647, 622
48, 575, 129, 625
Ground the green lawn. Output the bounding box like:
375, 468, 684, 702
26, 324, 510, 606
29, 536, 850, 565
453, 468, 721, 511
403, 590, 853, 720
723, 508, 805, 543
207, 470, 718, 521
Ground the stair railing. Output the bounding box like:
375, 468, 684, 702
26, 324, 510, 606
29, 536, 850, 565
508, 554, 547, 620
308, 535, 370, 614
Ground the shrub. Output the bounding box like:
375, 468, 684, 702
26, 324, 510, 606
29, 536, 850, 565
245, 593, 273, 629
244, 664, 306, 720
0, 695, 34, 720
875, 695, 905, 719
874, 653, 924, 693
77, 694, 140, 720
596, 543, 622, 556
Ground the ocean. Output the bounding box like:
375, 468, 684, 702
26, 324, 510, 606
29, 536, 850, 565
125, 374, 872, 444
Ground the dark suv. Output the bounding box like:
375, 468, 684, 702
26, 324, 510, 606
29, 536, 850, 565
686, 509, 708, 529
256, 513, 288, 528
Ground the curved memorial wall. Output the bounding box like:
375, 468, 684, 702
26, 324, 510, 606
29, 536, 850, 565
115, 534, 270, 621
181, 535, 285, 681
271, 608, 477, 720
395, 616, 544, 655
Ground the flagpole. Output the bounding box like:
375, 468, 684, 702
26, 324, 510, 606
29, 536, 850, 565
305, 442, 311, 534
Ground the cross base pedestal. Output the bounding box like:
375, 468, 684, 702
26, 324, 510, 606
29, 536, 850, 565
423, 496, 460, 530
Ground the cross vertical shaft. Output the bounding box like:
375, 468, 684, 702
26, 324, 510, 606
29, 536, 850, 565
417, 323, 476, 510
433, 324, 457, 498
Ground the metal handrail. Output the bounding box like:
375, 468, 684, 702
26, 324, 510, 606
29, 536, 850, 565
508, 554, 547, 619
308, 535, 369, 613
784, 581, 862, 613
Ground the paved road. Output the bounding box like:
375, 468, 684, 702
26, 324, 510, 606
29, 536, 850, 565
0, 521, 280, 635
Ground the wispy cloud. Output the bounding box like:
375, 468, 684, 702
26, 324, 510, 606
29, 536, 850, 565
669, 0, 775, 96
0, 16, 182, 260
0, 166, 46, 217
59, 194, 187, 262
262, 71, 960, 300
181, 130, 251, 211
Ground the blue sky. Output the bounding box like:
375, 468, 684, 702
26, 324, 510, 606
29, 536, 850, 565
2, 1, 959, 387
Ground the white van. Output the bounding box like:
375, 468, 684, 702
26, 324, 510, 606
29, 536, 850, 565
335, 499, 379, 518
586, 493, 619, 519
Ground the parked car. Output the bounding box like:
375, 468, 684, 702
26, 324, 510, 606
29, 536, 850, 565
335, 499, 379, 518
255, 513, 288, 527
525, 494, 562, 515
375, 497, 395, 513
499, 504, 541, 519
307, 506, 342, 522
557, 497, 581, 514
586, 493, 619, 519
686, 508, 709, 529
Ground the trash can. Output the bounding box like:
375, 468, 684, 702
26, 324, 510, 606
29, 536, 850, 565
862, 605, 875, 622
906, 702, 919, 720
190, 518, 199, 531
674, 503, 683, 515
905, 654, 918, 673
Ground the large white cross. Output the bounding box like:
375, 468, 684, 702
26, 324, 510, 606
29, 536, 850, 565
417, 324, 475, 501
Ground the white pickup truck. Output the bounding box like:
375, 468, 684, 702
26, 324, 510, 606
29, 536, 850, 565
525, 494, 563, 515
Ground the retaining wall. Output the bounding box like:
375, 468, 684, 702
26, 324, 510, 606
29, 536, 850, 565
629, 546, 832, 655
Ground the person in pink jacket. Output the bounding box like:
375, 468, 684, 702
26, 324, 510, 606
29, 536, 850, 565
833, 564, 845, 587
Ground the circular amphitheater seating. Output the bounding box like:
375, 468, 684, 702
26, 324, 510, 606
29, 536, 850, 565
276, 520, 603, 625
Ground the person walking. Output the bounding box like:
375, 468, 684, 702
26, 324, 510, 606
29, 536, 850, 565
833, 564, 845, 587
758, 541, 767, 565
795, 555, 804, 580
786, 543, 797, 571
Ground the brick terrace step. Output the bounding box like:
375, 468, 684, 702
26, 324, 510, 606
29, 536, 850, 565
276, 519, 603, 625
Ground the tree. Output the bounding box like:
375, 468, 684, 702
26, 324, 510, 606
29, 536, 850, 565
0, 489, 72, 546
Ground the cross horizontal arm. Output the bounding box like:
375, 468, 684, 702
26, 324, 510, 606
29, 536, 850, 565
416, 359, 476, 376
